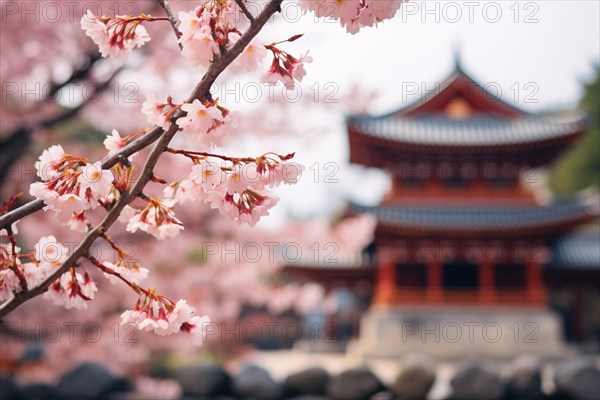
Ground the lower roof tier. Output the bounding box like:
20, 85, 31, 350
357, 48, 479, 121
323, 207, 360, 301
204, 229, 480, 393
348, 196, 599, 238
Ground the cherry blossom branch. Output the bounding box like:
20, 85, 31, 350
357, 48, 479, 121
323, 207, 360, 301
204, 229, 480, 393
0, 1, 282, 231
0, 0, 284, 318
156, 0, 182, 50
85, 254, 140, 293
166, 148, 256, 163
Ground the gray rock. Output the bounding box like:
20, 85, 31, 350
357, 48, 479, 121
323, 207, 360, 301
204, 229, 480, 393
370, 390, 395, 400
0, 374, 21, 400
391, 363, 435, 400
177, 397, 235, 400
507, 357, 543, 400
232, 365, 283, 400
449, 362, 506, 400
287, 396, 330, 400
175, 363, 230, 397
327, 368, 385, 400
554, 359, 600, 400
19, 383, 59, 400
57, 362, 123, 400
285, 367, 329, 396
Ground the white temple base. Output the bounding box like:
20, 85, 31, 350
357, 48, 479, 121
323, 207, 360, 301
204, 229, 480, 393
348, 306, 573, 359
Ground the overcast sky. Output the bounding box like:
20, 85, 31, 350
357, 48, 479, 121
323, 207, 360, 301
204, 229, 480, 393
243, 0, 600, 227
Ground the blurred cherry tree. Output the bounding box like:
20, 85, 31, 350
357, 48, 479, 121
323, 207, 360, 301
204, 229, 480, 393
1, 0, 397, 378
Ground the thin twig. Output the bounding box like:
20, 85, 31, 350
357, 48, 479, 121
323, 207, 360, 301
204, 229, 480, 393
235, 0, 255, 22
156, 0, 182, 50
0, 0, 284, 318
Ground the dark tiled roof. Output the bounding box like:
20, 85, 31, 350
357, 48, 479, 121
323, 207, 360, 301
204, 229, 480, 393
349, 197, 599, 231
550, 231, 600, 269
347, 113, 587, 147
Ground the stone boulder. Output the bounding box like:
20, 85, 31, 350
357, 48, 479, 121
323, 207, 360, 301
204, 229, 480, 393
175, 363, 230, 397
287, 396, 330, 400
57, 362, 126, 400
449, 362, 506, 400
506, 356, 543, 400
285, 367, 329, 396
0, 374, 20, 400
327, 368, 385, 400
232, 365, 282, 400
391, 362, 436, 400
554, 358, 600, 400
19, 383, 60, 400
370, 390, 395, 400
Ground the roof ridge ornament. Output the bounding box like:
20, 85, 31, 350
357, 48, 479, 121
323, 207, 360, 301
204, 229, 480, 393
452, 44, 463, 74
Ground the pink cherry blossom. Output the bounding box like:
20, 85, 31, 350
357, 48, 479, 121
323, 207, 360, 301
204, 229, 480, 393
176, 100, 227, 146
80, 10, 108, 48
54, 193, 88, 217
163, 179, 204, 204
238, 193, 279, 227
43, 271, 98, 310
29, 181, 59, 205
205, 190, 240, 221
141, 94, 173, 130
67, 212, 89, 233
126, 200, 184, 240
292, 52, 313, 82
261, 49, 312, 88
180, 315, 212, 345
178, 18, 219, 70
177, 8, 205, 41
359, 0, 404, 27
225, 165, 259, 194
80, 10, 151, 60
120, 293, 209, 344
103, 129, 125, 155
189, 162, 226, 189
35, 144, 65, 181
238, 40, 268, 71
298, 0, 403, 33
78, 162, 114, 198
102, 261, 149, 285
35, 235, 68, 268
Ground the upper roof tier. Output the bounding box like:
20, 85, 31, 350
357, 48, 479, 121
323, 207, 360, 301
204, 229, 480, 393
347, 67, 588, 157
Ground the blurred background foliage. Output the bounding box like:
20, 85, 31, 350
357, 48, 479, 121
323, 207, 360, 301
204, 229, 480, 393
550, 66, 600, 195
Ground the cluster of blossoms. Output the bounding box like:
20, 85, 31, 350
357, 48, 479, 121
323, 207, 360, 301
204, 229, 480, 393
298, 0, 404, 33
80, 10, 154, 59
81, 1, 311, 87
142, 95, 235, 147
125, 200, 184, 240
0, 228, 98, 310
44, 269, 98, 310
261, 36, 312, 88
29, 145, 115, 232
141, 95, 181, 132
121, 291, 210, 344
177, 2, 244, 71
102, 260, 149, 286
163, 151, 303, 227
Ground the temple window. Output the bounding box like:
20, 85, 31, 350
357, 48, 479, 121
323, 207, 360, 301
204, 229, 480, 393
395, 263, 428, 288
443, 262, 479, 289
494, 264, 526, 288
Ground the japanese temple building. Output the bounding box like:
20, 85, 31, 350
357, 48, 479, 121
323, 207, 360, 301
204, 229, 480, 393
283, 63, 600, 356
